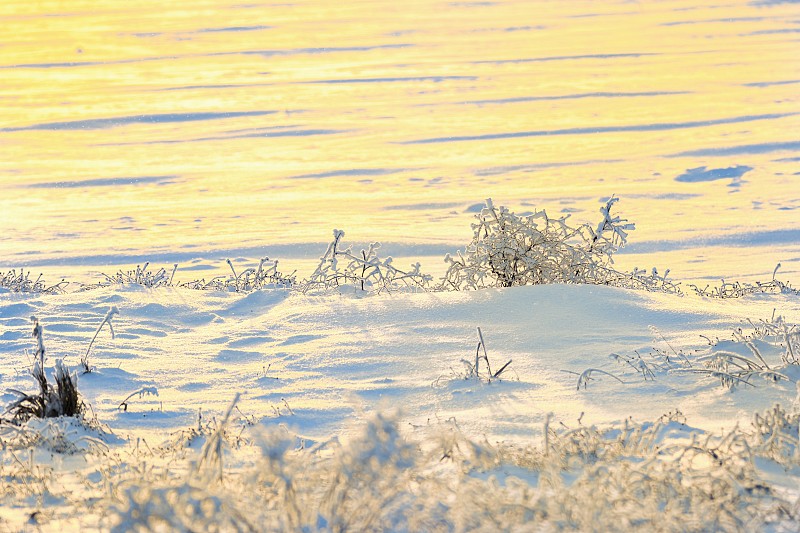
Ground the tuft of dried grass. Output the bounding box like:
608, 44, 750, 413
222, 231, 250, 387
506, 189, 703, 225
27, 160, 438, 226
5, 317, 83, 423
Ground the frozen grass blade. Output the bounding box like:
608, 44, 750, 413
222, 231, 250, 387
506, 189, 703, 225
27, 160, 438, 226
196, 393, 240, 482
81, 306, 119, 373
575, 368, 625, 390
117, 387, 159, 412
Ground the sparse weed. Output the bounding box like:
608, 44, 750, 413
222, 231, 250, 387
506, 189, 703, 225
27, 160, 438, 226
690, 263, 800, 298
746, 309, 800, 366
577, 314, 800, 393
568, 367, 626, 390
461, 327, 513, 381
435, 327, 513, 385
0, 268, 67, 294
83, 262, 178, 290
609, 265, 683, 295
302, 230, 432, 294
694, 313, 799, 390
81, 306, 119, 373
183, 257, 295, 292
117, 387, 159, 412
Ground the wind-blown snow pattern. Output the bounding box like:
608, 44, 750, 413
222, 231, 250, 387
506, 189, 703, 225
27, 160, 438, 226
1, 0, 799, 280
1, 282, 800, 529
2, 0, 800, 529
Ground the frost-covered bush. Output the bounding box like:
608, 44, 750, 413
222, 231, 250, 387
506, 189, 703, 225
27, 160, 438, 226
439, 197, 675, 292
0, 268, 67, 294
182, 257, 295, 292
302, 230, 432, 294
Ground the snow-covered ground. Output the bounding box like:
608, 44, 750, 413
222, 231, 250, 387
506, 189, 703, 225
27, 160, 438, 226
2, 0, 800, 529
1, 273, 799, 530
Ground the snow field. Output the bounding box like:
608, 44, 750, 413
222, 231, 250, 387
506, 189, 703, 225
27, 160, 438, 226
1, 282, 799, 530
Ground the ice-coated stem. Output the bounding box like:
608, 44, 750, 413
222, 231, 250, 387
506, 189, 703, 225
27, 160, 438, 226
83, 306, 120, 372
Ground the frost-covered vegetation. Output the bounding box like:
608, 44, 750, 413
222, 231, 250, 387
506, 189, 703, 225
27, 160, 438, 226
0, 268, 67, 294
435, 326, 515, 385
691, 264, 800, 298
1, 198, 799, 531
182, 257, 296, 291
12, 197, 796, 300
444, 197, 641, 290
81, 262, 178, 290
5, 197, 689, 297
4, 317, 83, 423
302, 230, 432, 294
575, 310, 800, 392
1, 404, 799, 530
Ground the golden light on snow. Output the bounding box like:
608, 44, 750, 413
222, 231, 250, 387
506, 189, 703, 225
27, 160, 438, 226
0, 0, 798, 282
2, 2, 800, 530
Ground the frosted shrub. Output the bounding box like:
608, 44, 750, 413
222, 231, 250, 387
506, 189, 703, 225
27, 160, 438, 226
302, 230, 432, 294
439, 197, 676, 292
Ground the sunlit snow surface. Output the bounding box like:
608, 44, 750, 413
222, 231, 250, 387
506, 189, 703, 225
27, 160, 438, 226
2, 284, 797, 442
1, 284, 800, 528
2, 0, 800, 529
0, 0, 799, 283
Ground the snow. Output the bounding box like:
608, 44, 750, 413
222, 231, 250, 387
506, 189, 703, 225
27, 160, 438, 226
1, 278, 799, 529
2, 0, 800, 527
